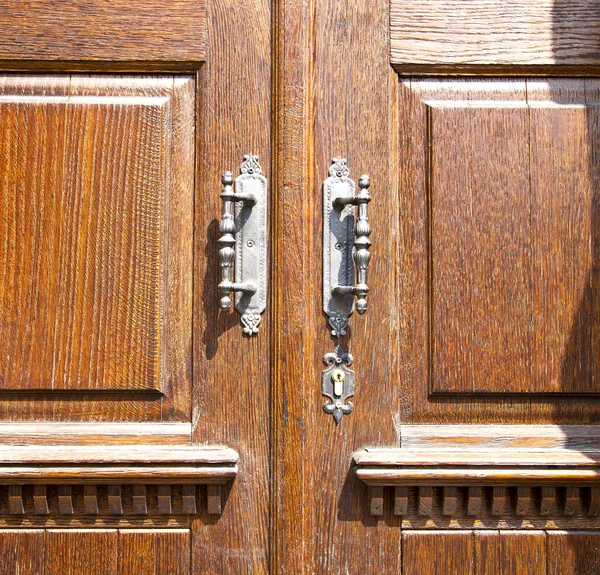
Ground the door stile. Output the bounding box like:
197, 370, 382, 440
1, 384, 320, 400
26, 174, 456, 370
271, 0, 316, 572
192, 0, 272, 572
272, 0, 403, 571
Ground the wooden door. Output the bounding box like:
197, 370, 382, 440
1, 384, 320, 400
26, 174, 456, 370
0, 1, 270, 573
274, 0, 600, 573
5, 1, 600, 574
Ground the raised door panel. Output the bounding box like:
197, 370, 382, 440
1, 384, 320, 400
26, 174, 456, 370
0, 75, 193, 420
0, 1, 206, 62
390, 0, 600, 69
400, 77, 600, 405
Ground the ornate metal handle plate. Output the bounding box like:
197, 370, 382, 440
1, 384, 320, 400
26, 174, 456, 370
218, 155, 267, 334
323, 158, 372, 337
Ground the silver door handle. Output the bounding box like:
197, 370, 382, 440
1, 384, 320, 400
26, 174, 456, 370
323, 158, 372, 337
218, 155, 267, 335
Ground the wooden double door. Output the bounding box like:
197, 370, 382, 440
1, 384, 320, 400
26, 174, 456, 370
2, 0, 600, 573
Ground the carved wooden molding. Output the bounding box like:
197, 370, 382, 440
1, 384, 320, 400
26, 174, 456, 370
0, 445, 238, 517
355, 425, 600, 524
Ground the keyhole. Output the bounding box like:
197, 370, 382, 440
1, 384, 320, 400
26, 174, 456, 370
331, 368, 345, 397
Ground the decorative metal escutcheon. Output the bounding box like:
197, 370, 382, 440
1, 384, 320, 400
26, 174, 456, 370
218, 155, 268, 334
322, 346, 355, 423
323, 158, 371, 337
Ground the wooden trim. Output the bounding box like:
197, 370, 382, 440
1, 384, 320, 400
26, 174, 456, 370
0, 445, 238, 484
272, 0, 315, 571
390, 0, 600, 68
357, 467, 600, 487
355, 426, 600, 518
0, 422, 192, 445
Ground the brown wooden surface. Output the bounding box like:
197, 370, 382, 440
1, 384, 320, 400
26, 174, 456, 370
0, 74, 194, 423
0, 1, 206, 63
390, 0, 600, 69
273, 0, 403, 570
191, 0, 271, 570
0, 529, 190, 574
403, 531, 472, 574
547, 531, 600, 574
399, 76, 600, 423
2, 0, 600, 573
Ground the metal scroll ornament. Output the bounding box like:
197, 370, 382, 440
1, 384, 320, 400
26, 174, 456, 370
218, 155, 268, 334
322, 346, 355, 424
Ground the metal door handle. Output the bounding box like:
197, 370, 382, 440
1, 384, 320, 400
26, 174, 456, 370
323, 158, 372, 337
218, 155, 267, 335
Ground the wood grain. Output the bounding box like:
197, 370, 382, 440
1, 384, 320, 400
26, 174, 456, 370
401, 77, 600, 422
429, 80, 531, 393
501, 531, 546, 575
272, 0, 403, 568
0, 530, 45, 574
191, 0, 271, 569
403, 531, 472, 575
0, 1, 206, 62
547, 531, 600, 574
0, 75, 194, 423
119, 529, 190, 575
390, 1, 600, 68
46, 529, 117, 574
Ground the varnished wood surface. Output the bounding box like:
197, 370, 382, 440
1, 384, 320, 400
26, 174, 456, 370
0, 2, 206, 62
0, 75, 194, 423
0, 529, 190, 574
0, 445, 238, 465
192, 0, 271, 570
274, 0, 402, 570
0, 422, 191, 445
390, 0, 600, 68
402, 530, 600, 574
399, 77, 600, 423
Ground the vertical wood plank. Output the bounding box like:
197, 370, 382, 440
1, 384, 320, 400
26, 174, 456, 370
529, 79, 595, 393
119, 530, 190, 575
548, 531, 600, 574
430, 81, 532, 393
274, 0, 402, 569
193, 0, 271, 570
0, 530, 45, 574
474, 531, 500, 575
500, 531, 546, 575
46, 530, 117, 575
272, 0, 313, 569
403, 531, 473, 575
